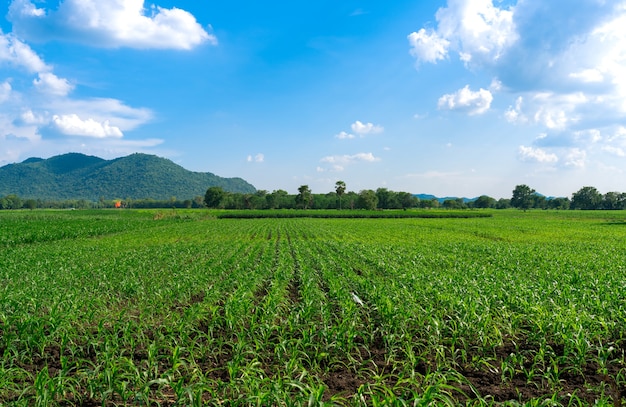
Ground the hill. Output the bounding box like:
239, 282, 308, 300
0, 153, 256, 201
415, 193, 477, 203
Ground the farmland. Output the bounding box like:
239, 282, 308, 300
1, 209, 625, 406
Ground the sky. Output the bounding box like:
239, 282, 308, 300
1, 0, 626, 199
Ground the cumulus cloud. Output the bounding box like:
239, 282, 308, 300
0, 81, 11, 103
518, 145, 558, 163
408, 29, 450, 64
408, 0, 517, 67
602, 145, 626, 157
505, 96, 526, 124
438, 85, 493, 115
247, 153, 264, 163
320, 152, 380, 171
0, 31, 49, 72
52, 114, 124, 138
53, 98, 153, 131
33, 72, 74, 96
569, 69, 604, 83
8, 0, 216, 50
410, 0, 626, 172
335, 131, 355, 139
19, 109, 46, 125
335, 121, 383, 140
0, 5, 162, 165
565, 148, 586, 168
351, 120, 384, 135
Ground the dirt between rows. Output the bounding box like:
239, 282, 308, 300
3, 329, 625, 405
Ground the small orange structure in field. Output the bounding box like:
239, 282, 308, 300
114, 201, 122, 208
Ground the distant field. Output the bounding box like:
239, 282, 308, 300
1, 209, 625, 405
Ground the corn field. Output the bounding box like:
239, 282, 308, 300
1, 209, 625, 406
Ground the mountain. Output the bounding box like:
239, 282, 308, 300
414, 194, 477, 203
0, 153, 256, 201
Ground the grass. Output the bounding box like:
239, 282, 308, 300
0, 209, 625, 405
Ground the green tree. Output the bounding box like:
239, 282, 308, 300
547, 197, 570, 210
397, 192, 418, 210
602, 192, 624, 210
571, 186, 602, 210
511, 184, 536, 211
442, 199, 463, 209
473, 195, 496, 209
296, 185, 312, 209
24, 199, 37, 210
496, 198, 511, 209
0, 194, 22, 209
335, 180, 346, 209
357, 189, 378, 210
267, 189, 291, 209
204, 186, 226, 208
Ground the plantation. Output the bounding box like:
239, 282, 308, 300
1, 209, 625, 406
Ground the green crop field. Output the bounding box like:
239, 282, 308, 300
1, 209, 625, 406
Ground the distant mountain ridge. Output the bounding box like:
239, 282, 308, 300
414, 193, 477, 203
0, 153, 256, 201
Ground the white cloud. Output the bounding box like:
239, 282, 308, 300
52, 98, 153, 131
505, 92, 588, 130
565, 148, 586, 168
19, 109, 46, 125
351, 120, 384, 135
409, 0, 517, 68
569, 69, 604, 83
0, 27, 155, 162
438, 85, 493, 115
320, 152, 380, 171
0, 81, 11, 103
411, 0, 626, 176
573, 129, 602, 144
335, 131, 355, 139
407, 28, 450, 64
0, 31, 49, 73
247, 153, 264, 163
489, 78, 502, 91
52, 114, 124, 138
602, 145, 626, 157
335, 121, 383, 140
505, 96, 527, 124
8, 0, 44, 17
9, 0, 216, 50
518, 145, 558, 163
33, 72, 74, 96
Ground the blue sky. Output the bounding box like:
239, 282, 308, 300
1, 0, 626, 199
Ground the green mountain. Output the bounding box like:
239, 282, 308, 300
0, 153, 256, 200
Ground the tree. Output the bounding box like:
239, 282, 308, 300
473, 195, 496, 209
496, 198, 511, 209
204, 186, 226, 208
357, 189, 378, 210
442, 199, 462, 209
397, 192, 418, 210
547, 197, 570, 210
571, 186, 602, 210
267, 189, 291, 209
511, 184, 536, 211
24, 199, 37, 210
0, 194, 22, 209
335, 180, 346, 210
296, 185, 312, 209
602, 192, 625, 210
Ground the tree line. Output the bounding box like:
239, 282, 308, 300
203, 184, 421, 210
2, 182, 625, 211
508, 185, 626, 210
